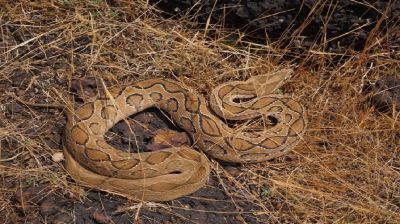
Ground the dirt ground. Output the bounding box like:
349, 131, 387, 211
152, 0, 400, 52
0, 1, 399, 224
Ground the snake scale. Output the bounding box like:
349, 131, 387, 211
17, 69, 307, 201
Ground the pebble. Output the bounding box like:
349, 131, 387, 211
364, 76, 400, 112
6, 103, 23, 113
224, 166, 242, 176
52, 213, 73, 224
91, 210, 112, 224
40, 197, 61, 216
52, 152, 64, 162
15, 89, 25, 96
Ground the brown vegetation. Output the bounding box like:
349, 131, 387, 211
0, 1, 399, 223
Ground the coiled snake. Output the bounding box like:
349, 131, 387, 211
15, 69, 306, 201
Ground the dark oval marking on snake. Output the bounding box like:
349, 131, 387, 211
85, 148, 111, 161
165, 98, 179, 113
101, 105, 118, 121
230, 138, 254, 151
199, 114, 222, 137
70, 125, 89, 145
177, 149, 202, 162
236, 83, 257, 91
179, 117, 196, 133
112, 159, 139, 170
75, 102, 95, 120
203, 140, 227, 155
218, 85, 234, 99
184, 94, 200, 113
146, 151, 172, 165
150, 92, 163, 102
126, 94, 144, 107
89, 122, 103, 135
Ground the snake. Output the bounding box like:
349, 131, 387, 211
13, 69, 306, 201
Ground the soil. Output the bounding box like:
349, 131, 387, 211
151, 0, 400, 53
12, 176, 270, 224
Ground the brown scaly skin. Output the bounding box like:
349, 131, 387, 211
15, 69, 307, 201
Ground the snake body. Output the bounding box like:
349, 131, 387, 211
27, 69, 307, 201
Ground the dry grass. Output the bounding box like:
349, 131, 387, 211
0, 1, 399, 223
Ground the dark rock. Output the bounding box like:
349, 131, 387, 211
6, 103, 24, 113
363, 76, 400, 112
40, 196, 62, 216
91, 210, 112, 224
224, 166, 242, 176
52, 213, 73, 224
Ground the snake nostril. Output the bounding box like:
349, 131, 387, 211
266, 115, 279, 126
170, 170, 182, 175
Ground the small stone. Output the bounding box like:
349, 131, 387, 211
363, 76, 400, 112
15, 89, 25, 96
224, 166, 241, 176
13, 186, 49, 212
147, 130, 189, 151
40, 196, 61, 216
52, 152, 64, 162
91, 210, 112, 224
6, 103, 23, 113
52, 213, 73, 224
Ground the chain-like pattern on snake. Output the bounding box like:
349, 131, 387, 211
32, 69, 306, 201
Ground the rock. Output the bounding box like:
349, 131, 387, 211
52, 213, 73, 224
91, 209, 112, 224
70, 77, 98, 100
52, 152, 65, 162
40, 196, 62, 216
224, 166, 242, 176
6, 103, 24, 113
15, 89, 25, 96
363, 76, 400, 112
13, 186, 49, 212
147, 130, 189, 151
